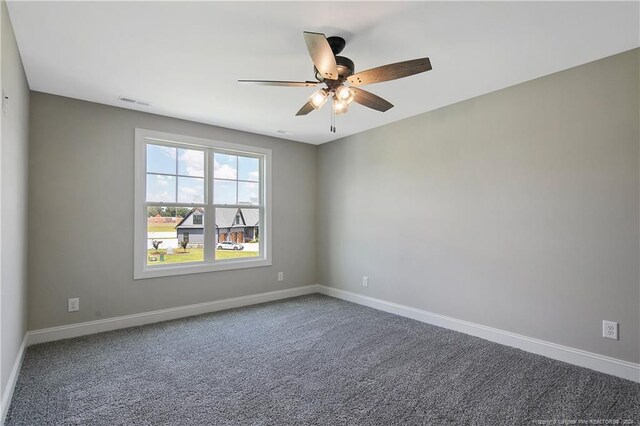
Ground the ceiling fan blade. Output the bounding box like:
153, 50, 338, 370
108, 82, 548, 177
348, 58, 432, 86
238, 80, 318, 87
352, 87, 394, 112
303, 31, 339, 81
296, 101, 315, 116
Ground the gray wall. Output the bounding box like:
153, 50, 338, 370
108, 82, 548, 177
28, 93, 317, 330
22, 45, 640, 366
318, 49, 640, 363
1, 0, 30, 400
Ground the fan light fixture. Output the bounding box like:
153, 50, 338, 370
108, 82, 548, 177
311, 86, 354, 116
335, 86, 355, 105
309, 89, 329, 109
333, 97, 350, 115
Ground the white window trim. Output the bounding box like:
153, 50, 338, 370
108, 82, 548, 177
134, 129, 272, 279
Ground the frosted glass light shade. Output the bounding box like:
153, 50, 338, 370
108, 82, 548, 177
333, 98, 350, 115
335, 86, 355, 105
308, 89, 329, 109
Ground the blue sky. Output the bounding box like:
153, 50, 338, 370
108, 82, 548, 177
147, 145, 259, 205
213, 153, 259, 205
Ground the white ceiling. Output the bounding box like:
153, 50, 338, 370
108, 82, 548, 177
7, 1, 639, 145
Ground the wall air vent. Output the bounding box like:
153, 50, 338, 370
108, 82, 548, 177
118, 96, 151, 107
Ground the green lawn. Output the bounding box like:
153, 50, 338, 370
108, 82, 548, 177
148, 223, 178, 233
215, 250, 260, 260
147, 248, 259, 265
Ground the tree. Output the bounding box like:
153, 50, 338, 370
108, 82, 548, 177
176, 207, 191, 218
151, 240, 162, 253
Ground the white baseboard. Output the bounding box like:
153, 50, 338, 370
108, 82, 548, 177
1, 334, 27, 425
27, 285, 318, 346
317, 285, 640, 383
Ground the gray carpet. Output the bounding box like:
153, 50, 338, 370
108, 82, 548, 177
5, 295, 639, 425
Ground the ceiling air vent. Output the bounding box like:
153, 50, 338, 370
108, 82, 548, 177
118, 96, 151, 107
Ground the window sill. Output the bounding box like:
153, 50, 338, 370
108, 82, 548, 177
134, 258, 272, 280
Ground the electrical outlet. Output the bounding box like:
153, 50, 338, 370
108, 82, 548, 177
68, 298, 80, 312
277, 272, 284, 282
362, 276, 368, 287
602, 320, 618, 340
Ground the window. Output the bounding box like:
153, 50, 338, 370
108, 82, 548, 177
135, 129, 272, 279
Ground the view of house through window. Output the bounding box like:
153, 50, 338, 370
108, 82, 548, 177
147, 206, 205, 264
144, 141, 263, 267
214, 207, 260, 260
213, 152, 260, 260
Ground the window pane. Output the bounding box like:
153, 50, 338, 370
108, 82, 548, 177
214, 153, 237, 179
147, 206, 204, 265
238, 182, 259, 205
238, 156, 259, 182
147, 144, 176, 174
177, 177, 205, 204
146, 174, 176, 202
215, 207, 260, 260
178, 148, 204, 177
214, 179, 236, 204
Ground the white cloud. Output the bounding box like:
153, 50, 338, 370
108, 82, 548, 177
147, 175, 175, 202
148, 190, 171, 201
214, 158, 237, 179
179, 149, 204, 177
248, 186, 258, 202
156, 175, 170, 187
159, 146, 176, 159
238, 182, 259, 205
179, 187, 203, 203
178, 178, 204, 203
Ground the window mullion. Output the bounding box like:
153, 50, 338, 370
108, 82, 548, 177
259, 158, 265, 257
175, 150, 179, 202
204, 150, 215, 262
145, 203, 206, 208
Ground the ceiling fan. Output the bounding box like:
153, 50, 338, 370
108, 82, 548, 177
239, 31, 432, 132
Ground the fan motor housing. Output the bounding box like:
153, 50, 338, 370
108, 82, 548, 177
336, 56, 355, 78
315, 56, 354, 81
313, 35, 354, 81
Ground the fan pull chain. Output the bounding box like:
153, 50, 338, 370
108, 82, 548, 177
330, 100, 336, 133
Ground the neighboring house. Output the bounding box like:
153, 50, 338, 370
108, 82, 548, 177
175, 207, 259, 245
